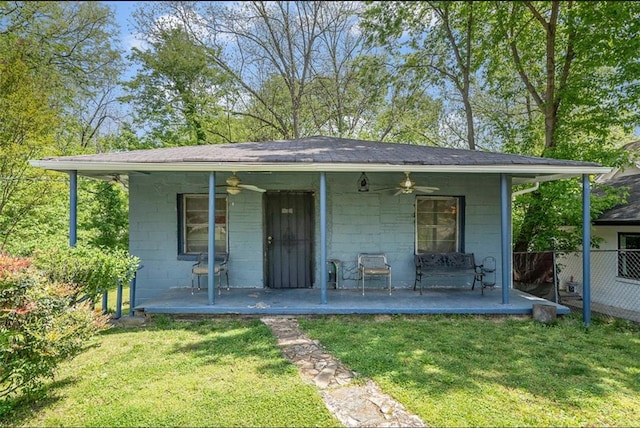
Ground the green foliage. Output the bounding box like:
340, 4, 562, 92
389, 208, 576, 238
487, 1, 640, 150
0, 1, 124, 251
122, 24, 228, 146
30, 245, 140, 305
80, 181, 129, 250
513, 179, 627, 252
0, 253, 109, 399
362, 1, 493, 149
512, 132, 631, 252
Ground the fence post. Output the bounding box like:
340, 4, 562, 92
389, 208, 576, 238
115, 281, 123, 319
101, 290, 108, 314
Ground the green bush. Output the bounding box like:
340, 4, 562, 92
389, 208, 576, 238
31, 244, 140, 304
0, 253, 109, 399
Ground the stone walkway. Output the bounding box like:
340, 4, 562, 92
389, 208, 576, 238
261, 317, 426, 427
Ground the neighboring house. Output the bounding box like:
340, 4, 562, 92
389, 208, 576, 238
557, 141, 640, 313
30, 136, 607, 314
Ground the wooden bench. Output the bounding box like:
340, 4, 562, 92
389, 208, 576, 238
413, 252, 483, 295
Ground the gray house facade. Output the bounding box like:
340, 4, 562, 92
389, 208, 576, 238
31, 136, 608, 318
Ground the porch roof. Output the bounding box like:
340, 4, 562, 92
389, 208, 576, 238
30, 136, 609, 184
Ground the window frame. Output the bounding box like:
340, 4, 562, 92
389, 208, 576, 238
617, 232, 640, 280
415, 196, 464, 254
177, 194, 228, 259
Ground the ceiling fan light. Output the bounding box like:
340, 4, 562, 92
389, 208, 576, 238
226, 186, 241, 195
400, 175, 414, 189
226, 174, 241, 187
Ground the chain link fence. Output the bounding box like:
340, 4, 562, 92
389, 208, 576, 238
515, 250, 640, 323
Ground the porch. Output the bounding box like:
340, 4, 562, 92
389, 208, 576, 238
133, 286, 571, 316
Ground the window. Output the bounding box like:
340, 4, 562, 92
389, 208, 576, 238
618, 233, 640, 280
415, 196, 462, 253
178, 194, 227, 255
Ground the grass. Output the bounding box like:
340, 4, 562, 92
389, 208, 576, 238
0, 316, 338, 427
298, 313, 640, 427
95, 285, 131, 315
2, 313, 638, 427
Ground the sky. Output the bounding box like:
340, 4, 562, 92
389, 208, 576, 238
105, 1, 141, 55
104, 1, 148, 82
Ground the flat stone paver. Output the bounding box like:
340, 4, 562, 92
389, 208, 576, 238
261, 316, 427, 427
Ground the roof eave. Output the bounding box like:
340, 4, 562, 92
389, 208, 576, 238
29, 160, 610, 179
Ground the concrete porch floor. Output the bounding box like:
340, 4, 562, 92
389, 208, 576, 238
134, 286, 571, 316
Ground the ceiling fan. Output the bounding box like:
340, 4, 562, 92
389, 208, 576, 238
376, 172, 439, 196
218, 172, 266, 195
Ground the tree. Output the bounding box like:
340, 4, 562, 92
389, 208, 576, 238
123, 24, 230, 146
0, 1, 123, 250
362, 1, 491, 149
81, 181, 129, 251
488, 1, 640, 251
491, 1, 640, 154
0, 31, 62, 251
130, 1, 396, 141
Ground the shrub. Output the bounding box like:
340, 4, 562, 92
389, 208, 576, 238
0, 253, 109, 399
31, 244, 140, 304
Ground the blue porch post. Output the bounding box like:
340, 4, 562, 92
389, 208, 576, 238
500, 173, 511, 304
208, 172, 216, 305
320, 172, 327, 304
582, 174, 591, 326
69, 170, 78, 247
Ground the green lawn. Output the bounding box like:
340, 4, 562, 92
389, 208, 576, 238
95, 285, 131, 315
2, 313, 638, 427
1, 317, 338, 427
299, 313, 640, 427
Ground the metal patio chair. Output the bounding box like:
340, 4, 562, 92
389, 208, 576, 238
191, 252, 229, 295
470, 255, 497, 295
358, 253, 392, 295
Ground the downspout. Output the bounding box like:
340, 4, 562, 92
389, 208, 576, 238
512, 182, 539, 198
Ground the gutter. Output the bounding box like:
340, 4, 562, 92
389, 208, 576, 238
512, 181, 539, 198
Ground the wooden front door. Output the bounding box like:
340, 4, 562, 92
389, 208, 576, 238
265, 192, 314, 289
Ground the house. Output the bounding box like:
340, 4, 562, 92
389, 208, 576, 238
556, 141, 640, 317
30, 136, 608, 318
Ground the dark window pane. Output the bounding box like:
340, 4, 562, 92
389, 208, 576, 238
416, 196, 460, 253
618, 233, 640, 279
181, 194, 228, 255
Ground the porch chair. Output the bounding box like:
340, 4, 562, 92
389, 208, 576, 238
472, 256, 496, 295
358, 253, 392, 295
191, 252, 229, 295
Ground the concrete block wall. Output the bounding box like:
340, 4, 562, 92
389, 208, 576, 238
130, 171, 503, 303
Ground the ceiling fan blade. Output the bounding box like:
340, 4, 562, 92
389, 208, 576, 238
238, 184, 266, 193
414, 186, 439, 193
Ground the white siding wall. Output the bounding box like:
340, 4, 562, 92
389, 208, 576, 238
130, 171, 503, 303
557, 225, 640, 311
